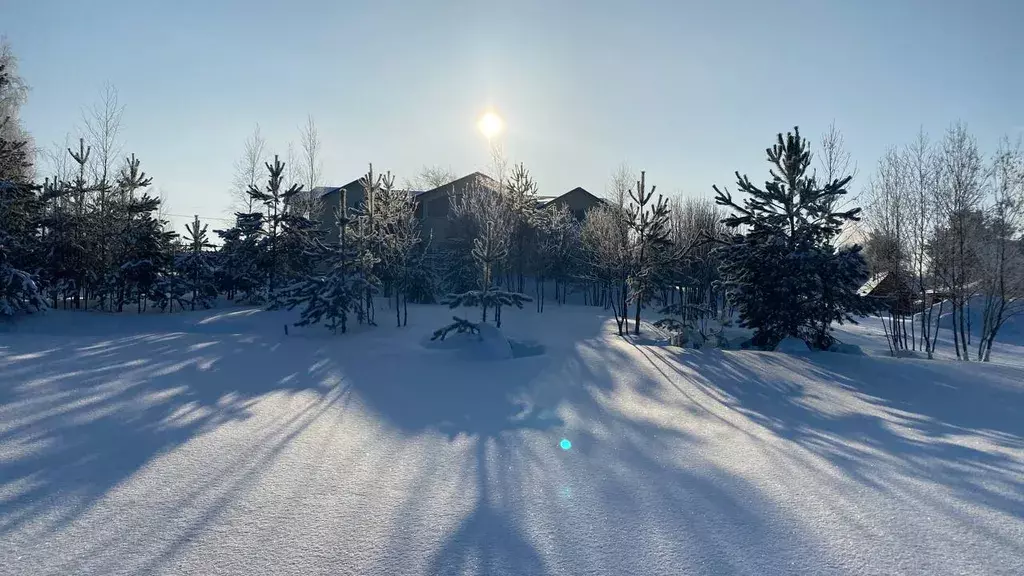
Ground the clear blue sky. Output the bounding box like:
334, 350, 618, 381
3, 0, 1023, 232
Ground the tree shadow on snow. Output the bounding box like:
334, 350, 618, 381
381, 316, 832, 574
0, 320, 348, 537
356, 308, 619, 575
648, 346, 1024, 521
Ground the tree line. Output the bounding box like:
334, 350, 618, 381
2, 39, 1020, 360
861, 124, 1024, 361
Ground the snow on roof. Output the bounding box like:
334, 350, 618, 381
858, 272, 888, 296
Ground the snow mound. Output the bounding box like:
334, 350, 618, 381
829, 342, 865, 355
774, 336, 810, 353
508, 338, 546, 358
422, 321, 513, 361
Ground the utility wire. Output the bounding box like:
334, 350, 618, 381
161, 212, 236, 222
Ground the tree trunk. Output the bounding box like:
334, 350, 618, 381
633, 292, 641, 335
957, 302, 970, 360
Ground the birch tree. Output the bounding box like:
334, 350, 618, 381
905, 129, 943, 358
818, 122, 860, 245
232, 124, 267, 214
933, 122, 986, 360
296, 114, 324, 220
864, 148, 914, 354
82, 83, 124, 189
976, 137, 1024, 361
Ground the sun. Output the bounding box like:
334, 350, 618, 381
477, 110, 504, 139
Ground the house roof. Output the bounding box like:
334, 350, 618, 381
315, 180, 420, 199
416, 171, 501, 199
858, 272, 889, 296
315, 179, 364, 199
316, 171, 501, 205
539, 186, 606, 209
858, 271, 919, 297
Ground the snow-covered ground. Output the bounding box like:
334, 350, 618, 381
1, 303, 1022, 575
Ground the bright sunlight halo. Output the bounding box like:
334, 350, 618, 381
477, 111, 504, 139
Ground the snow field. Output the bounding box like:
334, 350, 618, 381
0, 302, 1021, 575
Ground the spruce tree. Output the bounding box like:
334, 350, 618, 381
0, 61, 46, 316
0, 71, 44, 316
347, 164, 388, 325
371, 174, 429, 327
714, 127, 872, 349
215, 212, 265, 302
63, 139, 102, 309
247, 155, 303, 304
625, 171, 672, 334
503, 163, 539, 293
439, 219, 531, 329
177, 215, 218, 310
281, 189, 364, 333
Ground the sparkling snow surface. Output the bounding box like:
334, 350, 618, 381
1, 305, 1022, 575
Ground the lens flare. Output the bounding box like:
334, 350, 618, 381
559, 438, 572, 450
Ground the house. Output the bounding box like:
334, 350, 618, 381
537, 186, 605, 221
312, 171, 502, 244
859, 271, 916, 313
313, 175, 605, 245
413, 172, 502, 241
312, 179, 373, 244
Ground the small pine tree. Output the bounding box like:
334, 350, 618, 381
714, 127, 872, 349
439, 219, 531, 329
625, 171, 672, 335
280, 189, 364, 333
247, 155, 303, 305
177, 215, 218, 310
503, 163, 539, 293
371, 174, 429, 327
346, 164, 388, 325
215, 212, 265, 303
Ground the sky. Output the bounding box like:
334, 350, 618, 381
3, 0, 1023, 233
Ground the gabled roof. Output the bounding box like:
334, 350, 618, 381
858, 272, 889, 296
539, 186, 606, 209
314, 179, 364, 199
316, 171, 497, 204
417, 171, 501, 198
315, 180, 420, 199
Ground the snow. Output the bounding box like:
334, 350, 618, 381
774, 335, 810, 353
933, 295, 1024, 343
422, 319, 514, 361
1, 303, 1022, 575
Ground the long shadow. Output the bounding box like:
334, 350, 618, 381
649, 346, 1024, 520
0, 314, 345, 536
379, 315, 839, 574
357, 307, 613, 574
427, 439, 551, 576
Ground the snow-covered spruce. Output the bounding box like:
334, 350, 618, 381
0, 253, 45, 316
429, 315, 479, 341
714, 127, 874, 350
437, 219, 531, 329
279, 188, 369, 334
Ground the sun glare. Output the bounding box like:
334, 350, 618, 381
477, 111, 504, 139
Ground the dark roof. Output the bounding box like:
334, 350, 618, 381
315, 179, 365, 199
539, 186, 605, 208
316, 180, 420, 199
417, 171, 501, 198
